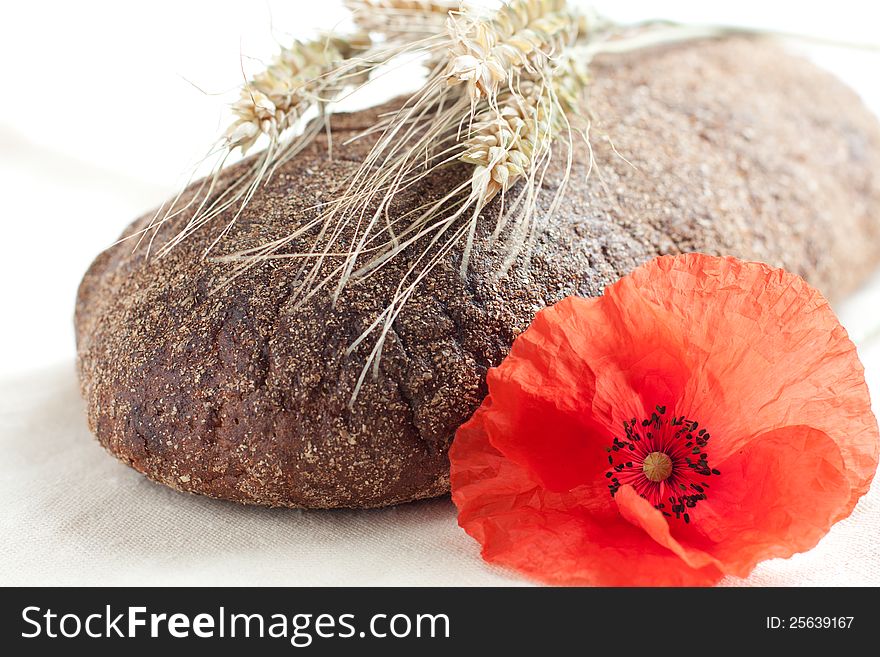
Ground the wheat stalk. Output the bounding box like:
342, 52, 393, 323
326, 0, 586, 282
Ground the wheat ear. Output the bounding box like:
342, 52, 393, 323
225, 33, 371, 153
446, 0, 578, 104
286, 0, 582, 293
345, 0, 461, 38
139, 31, 375, 259
327, 7, 589, 402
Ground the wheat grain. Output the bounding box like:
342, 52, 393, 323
461, 80, 549, 200
226, 33, 371, 153
461, 50, 589, 199
446, 0, 579, 103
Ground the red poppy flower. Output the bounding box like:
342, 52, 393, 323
450, 254, 879, 586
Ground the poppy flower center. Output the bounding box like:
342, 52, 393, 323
605, 405, 720, 524
642, 451, 673, 482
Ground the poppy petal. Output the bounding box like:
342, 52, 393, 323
451, 407, 724, 586
482, 365, 608, 493
615, 484, 723, 571
484, 295, 692, 492
669, 425, 851, 577
621, 255, 879, 507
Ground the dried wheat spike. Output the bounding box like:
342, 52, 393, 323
345, 0, 460, 38
461, 54, 589, 201
446, 0, 579, 103
461, 82, 547, 199
226, 33, 371, 153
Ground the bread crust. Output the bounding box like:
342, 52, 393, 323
75, 39, 880, 508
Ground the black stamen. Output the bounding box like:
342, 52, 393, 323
604, 404, 720, 525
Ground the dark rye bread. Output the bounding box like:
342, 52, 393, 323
76, 38, 880, 508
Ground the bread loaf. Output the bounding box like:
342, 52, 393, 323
75, 39, 880, 508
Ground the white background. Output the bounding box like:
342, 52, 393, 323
1, 0, 880, 587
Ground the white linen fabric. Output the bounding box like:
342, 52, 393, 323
1, 273, 879, 586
